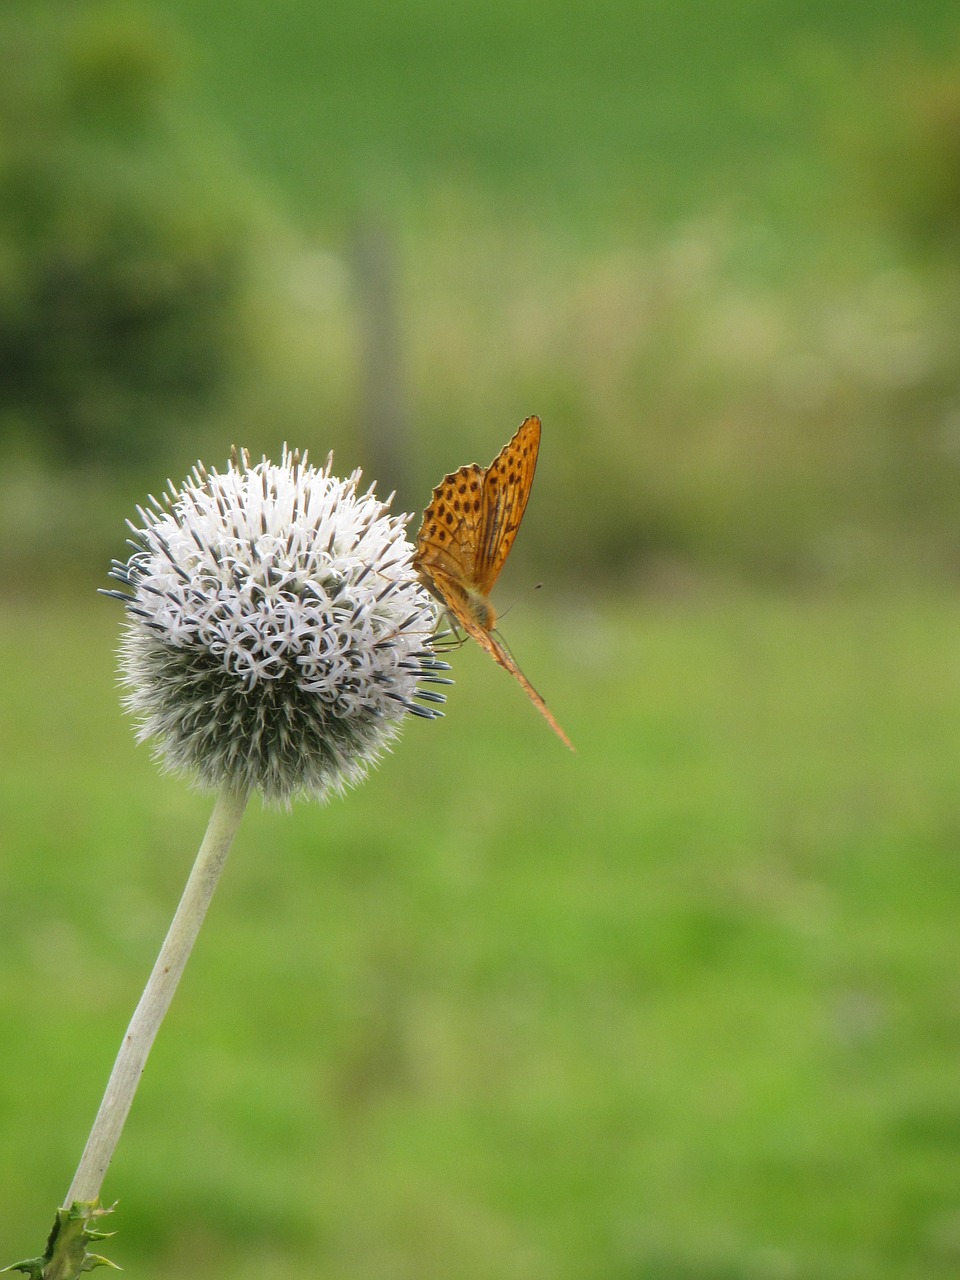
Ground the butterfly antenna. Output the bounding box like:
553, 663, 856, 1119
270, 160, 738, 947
497, 581, 543, 622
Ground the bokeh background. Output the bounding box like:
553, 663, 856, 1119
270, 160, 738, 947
4, 1, 960, 1276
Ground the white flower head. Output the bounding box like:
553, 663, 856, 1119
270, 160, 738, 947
105, 446, 450, 804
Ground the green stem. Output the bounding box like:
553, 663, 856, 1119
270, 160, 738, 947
64, 782, 250, 1205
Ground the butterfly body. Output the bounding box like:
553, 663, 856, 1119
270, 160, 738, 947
419, 568, 498, 639
414, 416, 574, 751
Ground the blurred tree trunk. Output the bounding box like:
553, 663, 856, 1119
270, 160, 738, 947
351, 215, 413, 513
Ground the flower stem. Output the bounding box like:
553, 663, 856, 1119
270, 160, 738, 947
64, 782, 250, 1205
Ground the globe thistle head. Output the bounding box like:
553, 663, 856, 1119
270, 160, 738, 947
105, 446, 450, 804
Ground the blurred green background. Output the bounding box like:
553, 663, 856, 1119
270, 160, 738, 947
3, 1, 960, 1276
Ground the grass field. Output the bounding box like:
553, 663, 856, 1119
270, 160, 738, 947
3, 588, 960, 1278
158, 0, 960, 229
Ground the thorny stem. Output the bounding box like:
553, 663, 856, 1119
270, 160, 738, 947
65, 782, 250, 1205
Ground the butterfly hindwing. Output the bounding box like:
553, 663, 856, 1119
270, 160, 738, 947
426, 565, 574, 752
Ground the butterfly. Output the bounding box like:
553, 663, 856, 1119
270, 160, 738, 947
414, 416, 574, 751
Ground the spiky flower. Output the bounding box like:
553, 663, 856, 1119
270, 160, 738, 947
105, 446, 449, 803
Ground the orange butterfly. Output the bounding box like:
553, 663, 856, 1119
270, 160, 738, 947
414, 416, 574, 751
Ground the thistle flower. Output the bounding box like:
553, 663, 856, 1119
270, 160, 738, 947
105, 445, 449, 804
4, 448, 452, 1278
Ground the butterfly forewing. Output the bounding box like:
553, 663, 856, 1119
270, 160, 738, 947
475, 416, 540, 595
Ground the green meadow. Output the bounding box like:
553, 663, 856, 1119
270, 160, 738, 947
5, 590, 960, 1278
3, 0, 960, 1276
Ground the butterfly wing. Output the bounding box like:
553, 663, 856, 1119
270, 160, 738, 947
425, 566, 574, 750
414, 415, 540, 598
478, 619, 575, 751
474, 415, 541, 595
413, 461, 485, 594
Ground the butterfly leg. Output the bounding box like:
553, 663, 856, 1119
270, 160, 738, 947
430, 612, 469, 652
